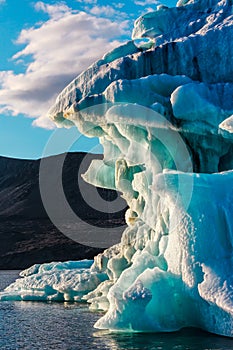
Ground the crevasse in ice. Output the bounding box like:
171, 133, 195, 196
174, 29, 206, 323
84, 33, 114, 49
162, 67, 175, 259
1, 0, 233, 337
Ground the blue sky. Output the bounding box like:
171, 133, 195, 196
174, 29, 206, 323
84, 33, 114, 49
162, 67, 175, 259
0, 0, 176, 159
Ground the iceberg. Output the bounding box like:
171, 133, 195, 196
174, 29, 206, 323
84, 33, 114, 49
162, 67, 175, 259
1, 0, 233, 337
0, 260, 108, 302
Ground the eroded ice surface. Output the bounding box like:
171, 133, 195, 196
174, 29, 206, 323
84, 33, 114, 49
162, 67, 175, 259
0, 260, 108, 301
1, 0, 233, 337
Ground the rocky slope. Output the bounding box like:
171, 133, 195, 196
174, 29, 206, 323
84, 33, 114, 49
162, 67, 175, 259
0, 152, 126, 269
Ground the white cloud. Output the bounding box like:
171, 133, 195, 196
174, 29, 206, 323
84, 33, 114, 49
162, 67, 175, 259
0, 2, 129, 129
145, 7, 156, 12
113, 3, 125, 9
76, 0, 97, 4
135, 0, 159, 6
87, 5, 129, 20
32, 115, 57, 129
0, 0, 5, 3
34, 1, 72, 19
89, 5, 120, 17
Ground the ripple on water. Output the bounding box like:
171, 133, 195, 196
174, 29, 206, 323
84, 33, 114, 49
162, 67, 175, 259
0, 271, 233, 350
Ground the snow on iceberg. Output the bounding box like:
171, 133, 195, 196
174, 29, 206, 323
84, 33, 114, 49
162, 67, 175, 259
1, 0, 233, 337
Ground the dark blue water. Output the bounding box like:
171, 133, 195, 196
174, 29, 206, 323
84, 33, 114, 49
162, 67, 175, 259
0, 271, 233, 350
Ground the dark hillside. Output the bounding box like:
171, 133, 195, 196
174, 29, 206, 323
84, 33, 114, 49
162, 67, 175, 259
0, 153, 126, 269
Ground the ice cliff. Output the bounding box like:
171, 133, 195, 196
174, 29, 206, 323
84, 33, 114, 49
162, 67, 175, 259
1, 0, 233, 337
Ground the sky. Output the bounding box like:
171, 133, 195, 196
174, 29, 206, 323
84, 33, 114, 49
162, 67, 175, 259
0, 0, 176, 159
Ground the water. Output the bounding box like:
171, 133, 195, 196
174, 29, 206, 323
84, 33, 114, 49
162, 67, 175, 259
0, 271, 233, 350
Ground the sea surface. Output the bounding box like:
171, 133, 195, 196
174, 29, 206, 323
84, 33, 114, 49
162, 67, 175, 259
0, 270, 233, 350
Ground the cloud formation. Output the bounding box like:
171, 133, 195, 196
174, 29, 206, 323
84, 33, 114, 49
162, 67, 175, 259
134, 0, 159, 6
89, 5, 123, 17
0, 1, 129, 129
34, 1, 71, 19
76, 0, 97, 4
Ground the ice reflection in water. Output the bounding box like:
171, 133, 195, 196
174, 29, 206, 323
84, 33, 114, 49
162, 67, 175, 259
94, 328, 233, 350
1, 271, 233, 350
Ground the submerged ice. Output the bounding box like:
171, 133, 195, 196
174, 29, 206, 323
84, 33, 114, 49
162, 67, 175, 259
1, 0, 233, 337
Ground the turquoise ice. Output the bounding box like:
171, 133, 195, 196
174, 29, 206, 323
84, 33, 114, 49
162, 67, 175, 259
1, 0, 233, 337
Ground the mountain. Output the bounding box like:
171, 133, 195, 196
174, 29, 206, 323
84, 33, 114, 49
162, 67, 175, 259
0, 152, 126, 269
